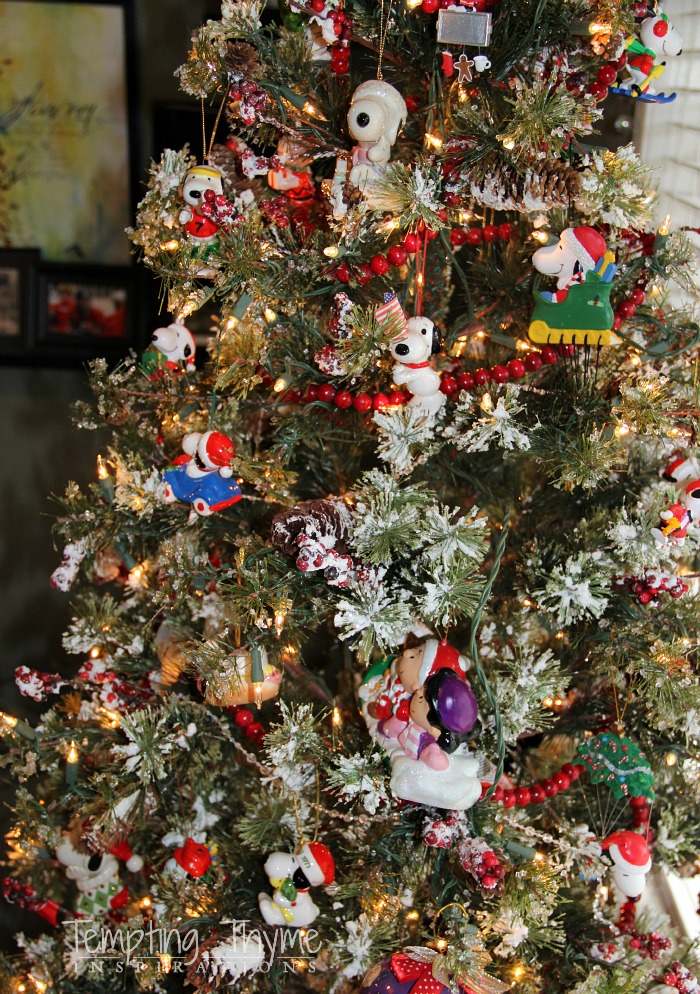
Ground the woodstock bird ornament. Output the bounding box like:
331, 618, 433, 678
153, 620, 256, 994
258, 842, 335, 927
529, 226, 619, 346
390, 317, 445, 415
601, 830, 652, 901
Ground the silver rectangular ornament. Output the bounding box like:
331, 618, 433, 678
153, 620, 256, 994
436, 9, 492, 46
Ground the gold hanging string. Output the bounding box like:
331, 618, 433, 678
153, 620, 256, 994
291, 761, 321, 847
377, 0, 391, 80
200, 87, 230, 163
234, 547, 244, 650
432, 901, 469, 941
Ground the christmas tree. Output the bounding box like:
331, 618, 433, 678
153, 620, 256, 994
2, 1, 700, 993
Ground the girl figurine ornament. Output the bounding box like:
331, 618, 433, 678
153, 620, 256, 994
360, 637, 485, 810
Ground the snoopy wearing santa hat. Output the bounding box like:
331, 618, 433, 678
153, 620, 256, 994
601, 830, 652, 901
533, 226, 607, 303
258, 842, 335, 927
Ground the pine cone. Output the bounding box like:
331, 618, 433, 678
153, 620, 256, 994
225, 41, 260, 82
271, 498, 354, 555
343, 178, 364, 207
208, 143, 243, 188
465, 159, 580, 212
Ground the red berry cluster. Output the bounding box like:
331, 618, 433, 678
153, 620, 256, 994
456, 838, 508, 894
450, 223, 513, 247
306, 0, 352, 73
664, 963, 698, 993
260, 196, 319, 242
612, 285, 647, 331
336, 222, 446, 286
587, 53, 627, 102
623, 571, 689, 605
229, 705, 266, 746
628, 928, 673, 959
481, 762, 584, 808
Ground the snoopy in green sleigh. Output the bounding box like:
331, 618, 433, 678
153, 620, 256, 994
529, 226, 620, 347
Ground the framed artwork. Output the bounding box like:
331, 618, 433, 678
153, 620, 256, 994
0, 248, 39, 356
0, 0, 137, 265
32, 264, 136, 362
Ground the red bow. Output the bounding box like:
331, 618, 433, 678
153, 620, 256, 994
391, 953, 445, 994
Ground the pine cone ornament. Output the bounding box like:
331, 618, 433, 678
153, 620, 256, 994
464, 160, 580, 212
186, 930, 266, 989
225, 41, 260, 82
271, 498, 354, 556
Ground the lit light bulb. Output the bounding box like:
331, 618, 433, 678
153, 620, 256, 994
481, 392, 493, 412
598, 884, 609, 902
323, 245, 339, 258
97, 455, 109, 481
273, 376, 289, 393
666, 752, 678, 767
67, 741, 79, 764
90, 646, 101, 659
407, 0, 422, 9
159, 954, 172, 974
405, 909, 420, 921
589, 21, 609, 33
332, 706, 342, 727
424, 133, 443, 149
264, 307, 277, 323
225, 316, 239, 331
274, 610, 287, 637
141, 896, 152, 909
0, 712, 18, 728
435, 938, 448, 951
532, 230, 548, 243
615, 422, 631, 437
513, 965, 525, 981
502, 137, 515, 150
161, 239, 180, 252
658, 213, 672, 236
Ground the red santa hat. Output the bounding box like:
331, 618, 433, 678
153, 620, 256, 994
685, 479, 700, 517
297, 841, 335, 887
203, 431, 236, 478
110, 839, 144, 873
560, 226, 607, 272
417, 638, 469, 686
601, 830, 652, 871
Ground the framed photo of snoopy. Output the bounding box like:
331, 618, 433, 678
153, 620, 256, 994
31, 263, 136, 364
0, 0, 137, 265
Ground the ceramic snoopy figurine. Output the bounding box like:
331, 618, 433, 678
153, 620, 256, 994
624, 10, 682, 97
390, 317, 444, 415
346, 80, 407, 190
258, 842, 335, 927
178, 165, 226, 244
142, 321, 196, 378
163, 430, 242, 517
601, 830, 652, 901
533, 226, 607, 301
56, 835, 143, 917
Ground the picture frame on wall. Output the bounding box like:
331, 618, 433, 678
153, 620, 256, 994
32, 264, 137, 363
0, 0, 138, 267
0, 248, 39, 357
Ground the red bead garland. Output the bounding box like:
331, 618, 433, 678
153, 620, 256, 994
481, 762, 584, 807
274, 346, 561, 412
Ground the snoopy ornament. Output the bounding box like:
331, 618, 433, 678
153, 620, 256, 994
614, 11, 682, 101
56, 835, 143, 917
391, 317, 445, 416
179, 165, 225, 245
529, 225, 619, 346
163, 430, 242, 518
338, 80, 406, 210
142, 321, 196, 379
258, 841, 335, 927
601, 830, 652, 902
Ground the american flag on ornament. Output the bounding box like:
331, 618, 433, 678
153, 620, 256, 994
375, 292, 408, 337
